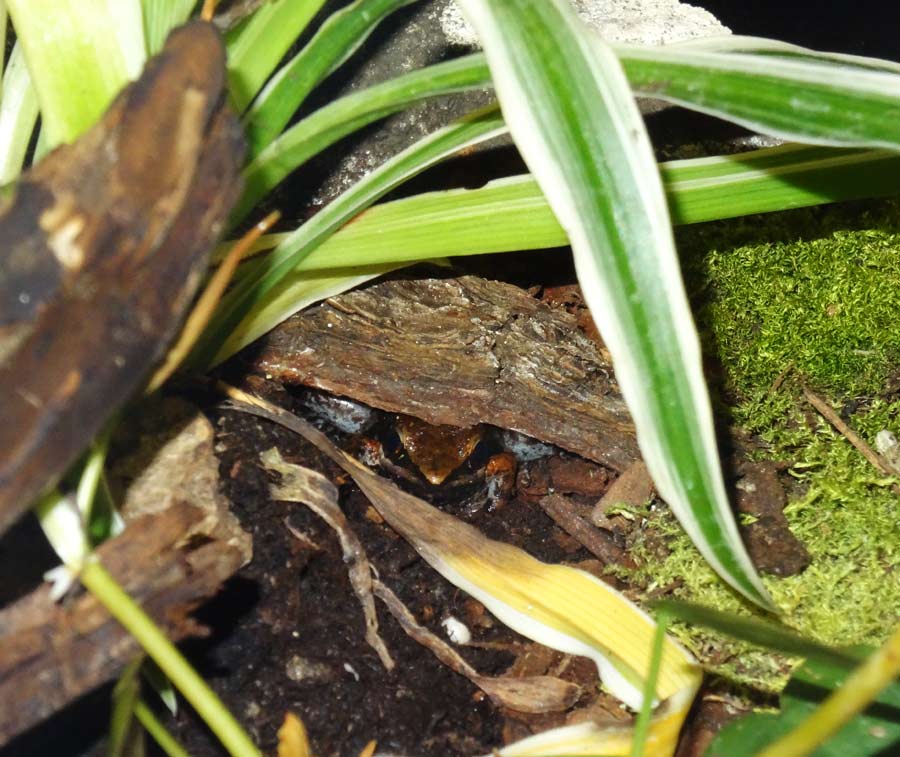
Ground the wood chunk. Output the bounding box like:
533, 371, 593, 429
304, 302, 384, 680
590, 461, 654, 527
0, 503, 245, 746
734, 462, 810, 577
250, 275, 640, 472
538, 493, 628, 566
108, 396, 252, 564
0, 22, 244, 535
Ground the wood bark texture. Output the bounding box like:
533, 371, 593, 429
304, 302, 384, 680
0, 503, 245, 746
0, 21, 244, 535
250, 274, 641, 471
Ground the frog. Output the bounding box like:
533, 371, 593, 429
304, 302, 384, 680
297, 388, 549, 515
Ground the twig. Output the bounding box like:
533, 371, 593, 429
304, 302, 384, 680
262, 448, 394, 671
802, 386, 900, 484
538, 492, 626, 565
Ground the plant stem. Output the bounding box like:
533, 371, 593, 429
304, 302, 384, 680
79, 559, 261, 757
135, 699, 191, 757
758, 622, 900, 757
630, 611, 669, 757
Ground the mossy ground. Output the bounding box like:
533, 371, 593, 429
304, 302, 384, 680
616, 200, 900, 691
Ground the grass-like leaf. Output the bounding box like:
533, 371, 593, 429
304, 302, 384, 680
244, 0, 419, 158
6, 0, 145, 146
0, 43, 39, 184
275, 144, 900, 272
652, 600, 865, 669
665, 34, 900, 75
201, 105, 506, 365
456, 0, 772, 607
141, 0, 196, 54
235, 54, 491, 222
619, 45, 900, 149
225, 0, 327, 113
708, 646, 900, 757
0, 6, 7, 82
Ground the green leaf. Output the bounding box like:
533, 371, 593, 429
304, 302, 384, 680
0, 5, 8, 83
706, 658, 900, 756
235, 54, 491, 222
110, 658, 146, 757
225, 0, 327, 113
6, 0, 145, 146
0, 43, 39, 184
244, 0, 418, 157
141, 0, 197, 54
619, 44, 900, 149
651, 600, 864, 670
286, 144, 900, 272
665, 34, 900, 76
202, 105, 506, 365
456, 0, 772, 607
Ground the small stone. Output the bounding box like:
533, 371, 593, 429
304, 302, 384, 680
441, 615, 472, 644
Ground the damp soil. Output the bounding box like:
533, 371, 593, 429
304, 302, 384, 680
150, 355, 763, 756
163, 378, 625, 756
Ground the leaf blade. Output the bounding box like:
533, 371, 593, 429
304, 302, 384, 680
457, 0, 772, 607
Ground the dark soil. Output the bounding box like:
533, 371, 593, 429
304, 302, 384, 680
162, 376, 630, 756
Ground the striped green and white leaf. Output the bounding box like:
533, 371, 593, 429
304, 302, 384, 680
243, 0, 419, 157
663, 34, 900, 75
0, 43, 39, 185
244, 144, 899, 273
456, 0, 772, 607
618, 44, 900, 149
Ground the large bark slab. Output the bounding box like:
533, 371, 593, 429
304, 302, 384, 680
249, 275, 640, 472
0, 503, 245, 746
0, 22, 243, 536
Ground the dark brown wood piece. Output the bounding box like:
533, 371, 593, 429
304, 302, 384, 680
0, 21, 244, 535
0, 502, 245, 746
250, 275, 640, 471
538, 492, 628, 566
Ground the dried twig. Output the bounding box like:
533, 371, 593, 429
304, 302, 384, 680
538, 493, 626, 565
802, 386, 900, 484
261, 448, 394, 671
373, 581, 580, 713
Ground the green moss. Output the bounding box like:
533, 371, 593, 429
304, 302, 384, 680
684, 200, 900, 397
615, 201, 900, 692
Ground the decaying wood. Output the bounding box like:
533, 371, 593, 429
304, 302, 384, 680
0, 21, 244, 535
0, 503, 245, 746
538, 493, 628, 566
108, 396, 252, 564
250, 275, 640, 472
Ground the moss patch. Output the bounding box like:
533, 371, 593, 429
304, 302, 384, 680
617, 200, 900, 691
683, 200, 900, 397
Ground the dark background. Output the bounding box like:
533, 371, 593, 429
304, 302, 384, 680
694, 1, 900, 58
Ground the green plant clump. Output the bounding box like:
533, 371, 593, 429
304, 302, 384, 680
691, 200, 900, 398
616, 202, 900, 691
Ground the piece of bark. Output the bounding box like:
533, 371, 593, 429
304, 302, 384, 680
108, 396, 252, 564
249, 275, 640, 472
0, 503, 245, 746
733, 462, 810, 577
590, 461, 654, 527
0, 22, 244, 536
538, 493, 628, 566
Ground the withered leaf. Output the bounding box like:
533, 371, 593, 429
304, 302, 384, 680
0, 21, 244, 534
